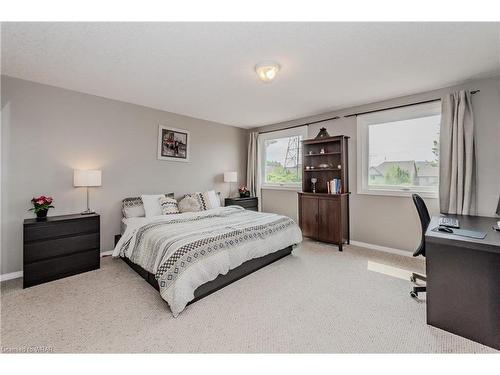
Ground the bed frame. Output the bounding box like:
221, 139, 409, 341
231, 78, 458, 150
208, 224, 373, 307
120, 245, 293, 306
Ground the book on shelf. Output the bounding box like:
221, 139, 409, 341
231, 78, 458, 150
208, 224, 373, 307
326, 179, 342, 194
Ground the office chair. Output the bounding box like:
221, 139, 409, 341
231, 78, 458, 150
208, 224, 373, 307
410, 193, 430, 298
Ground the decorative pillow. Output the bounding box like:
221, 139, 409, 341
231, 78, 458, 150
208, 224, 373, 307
141, 194, 166, 217
185, 190, 221, 211
122, 193, 174, 218
122, 197, 146, 218
178, 196, 202, 213
159, 196, 180, 215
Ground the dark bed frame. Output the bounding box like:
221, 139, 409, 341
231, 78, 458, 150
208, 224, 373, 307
119, 240, 293, 307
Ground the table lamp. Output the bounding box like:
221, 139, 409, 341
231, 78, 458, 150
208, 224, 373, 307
224, 171, 237, 198
73, 169, 102, 214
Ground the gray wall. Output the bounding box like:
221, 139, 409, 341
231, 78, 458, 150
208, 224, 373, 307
258, 77, 500, 253
1, 76, 248, 274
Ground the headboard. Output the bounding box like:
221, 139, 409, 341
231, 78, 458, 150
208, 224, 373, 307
122, 193, 175, 218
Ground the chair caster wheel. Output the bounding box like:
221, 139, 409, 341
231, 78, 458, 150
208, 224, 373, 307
410, 275, 416, 283
410, 291, 418, 298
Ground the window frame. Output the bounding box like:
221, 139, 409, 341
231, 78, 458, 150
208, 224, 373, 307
356, 101, 441, 198
258, 126, 308, 191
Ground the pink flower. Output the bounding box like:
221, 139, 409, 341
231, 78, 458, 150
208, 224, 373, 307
36, 200, 44, 205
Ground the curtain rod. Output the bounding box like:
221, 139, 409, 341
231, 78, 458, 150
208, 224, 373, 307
344, 90, 480, 118
257, 89, 480, 134
258, 116, 340, 134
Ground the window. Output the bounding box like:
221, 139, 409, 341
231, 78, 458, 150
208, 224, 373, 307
357, 101, 441, 197
259, 126, 307, 190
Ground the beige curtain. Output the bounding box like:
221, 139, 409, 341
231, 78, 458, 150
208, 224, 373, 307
439, 90, 476, 215
246, 132, 261, 209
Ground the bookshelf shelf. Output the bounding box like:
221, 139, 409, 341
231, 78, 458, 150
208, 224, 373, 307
304, 152, 341, 157
298, 135, 350, 251
304, 168, 341, 172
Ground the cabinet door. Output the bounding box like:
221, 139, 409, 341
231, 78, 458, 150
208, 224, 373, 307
318, 198, 340, 244
299, 196, 318, 239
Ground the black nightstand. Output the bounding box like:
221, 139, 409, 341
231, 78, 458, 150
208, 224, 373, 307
224, 197, 258, 211
23, 213, 100, 288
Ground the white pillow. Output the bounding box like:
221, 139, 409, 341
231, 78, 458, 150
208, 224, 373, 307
206, 190, 221, 209
141, 194, 164, 217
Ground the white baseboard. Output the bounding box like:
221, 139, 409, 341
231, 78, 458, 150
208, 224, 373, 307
1, 251, 115, 282
349, 240, 413, 258
0, 271, 23, 282
100, 250, 113, 257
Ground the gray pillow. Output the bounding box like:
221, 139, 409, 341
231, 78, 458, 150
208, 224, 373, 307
178, 196, 202, 213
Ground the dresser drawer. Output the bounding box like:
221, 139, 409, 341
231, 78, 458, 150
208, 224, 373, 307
24, 216, 99, 242
23, 249, 100, 288
225, 198, 258, 209
24, 233, 100, 264
237, 200, 257, 209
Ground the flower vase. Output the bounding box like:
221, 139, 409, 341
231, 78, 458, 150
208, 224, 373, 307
36, 209, 48, 220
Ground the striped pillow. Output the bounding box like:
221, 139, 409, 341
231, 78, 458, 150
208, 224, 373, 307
159, 196, 180, 215
185, 190, 221, 211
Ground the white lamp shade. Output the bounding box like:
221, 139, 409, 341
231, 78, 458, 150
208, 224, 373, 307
73, 170, 102, 187
224, 171, 237, 183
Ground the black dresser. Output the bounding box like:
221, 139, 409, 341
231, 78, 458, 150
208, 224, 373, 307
224, 196, 258, 211
23, 213, 100, 288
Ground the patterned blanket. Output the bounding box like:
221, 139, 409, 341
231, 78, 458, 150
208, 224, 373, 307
113, 206, 303, 316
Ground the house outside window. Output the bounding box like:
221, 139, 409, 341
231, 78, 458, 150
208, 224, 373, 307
357, 101, 441, 197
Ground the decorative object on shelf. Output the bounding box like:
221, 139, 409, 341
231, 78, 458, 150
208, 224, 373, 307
308, 150, 313, 155
318, 163, 329, 169
29, 195, 54, 220
306, 166, 311, 170
327, 179, 342, 194
311, 178, 318, 193
238, 185, 251, 198
320, 148, 325, 154
158, 125, 190, 162
337, 164, 342, 169
315, 127, 330, 139
74, 169, 102, 215
224, 171, 238, 197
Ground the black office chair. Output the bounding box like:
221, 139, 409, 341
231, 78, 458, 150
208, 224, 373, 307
410, 193, 430, 298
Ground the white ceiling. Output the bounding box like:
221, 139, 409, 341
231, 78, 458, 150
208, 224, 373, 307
2, 22, 499, 128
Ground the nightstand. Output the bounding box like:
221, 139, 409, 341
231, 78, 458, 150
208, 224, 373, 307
224, 196, 258, 211
23, 213, 100, 288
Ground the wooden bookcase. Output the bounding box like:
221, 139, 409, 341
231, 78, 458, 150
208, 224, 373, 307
298, 135, 350, 250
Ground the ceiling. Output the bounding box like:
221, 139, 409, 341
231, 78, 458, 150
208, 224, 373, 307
2, 22, 499, 128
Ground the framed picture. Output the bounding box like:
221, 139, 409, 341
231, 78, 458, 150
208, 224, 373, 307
157, 125, 190, 162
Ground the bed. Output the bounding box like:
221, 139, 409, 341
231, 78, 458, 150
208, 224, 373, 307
113, 196, 303, 316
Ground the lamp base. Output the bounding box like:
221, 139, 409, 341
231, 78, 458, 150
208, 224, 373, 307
81, 209, 96, 215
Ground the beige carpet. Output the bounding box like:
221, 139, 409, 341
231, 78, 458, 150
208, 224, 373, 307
0, 240, 496, 353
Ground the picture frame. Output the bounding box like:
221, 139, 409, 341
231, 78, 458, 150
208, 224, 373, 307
157, 125, 190, 162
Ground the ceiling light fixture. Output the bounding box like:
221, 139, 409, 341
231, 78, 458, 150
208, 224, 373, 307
255, 62, 280, 83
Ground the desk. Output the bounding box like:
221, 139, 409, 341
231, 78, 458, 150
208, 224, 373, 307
425, 215, 500, 350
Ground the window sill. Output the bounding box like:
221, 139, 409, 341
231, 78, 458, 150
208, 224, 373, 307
357, 188, 438, 199
261, 185, 302, 192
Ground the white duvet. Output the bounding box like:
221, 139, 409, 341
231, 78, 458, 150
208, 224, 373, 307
113, 206, 302, 316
